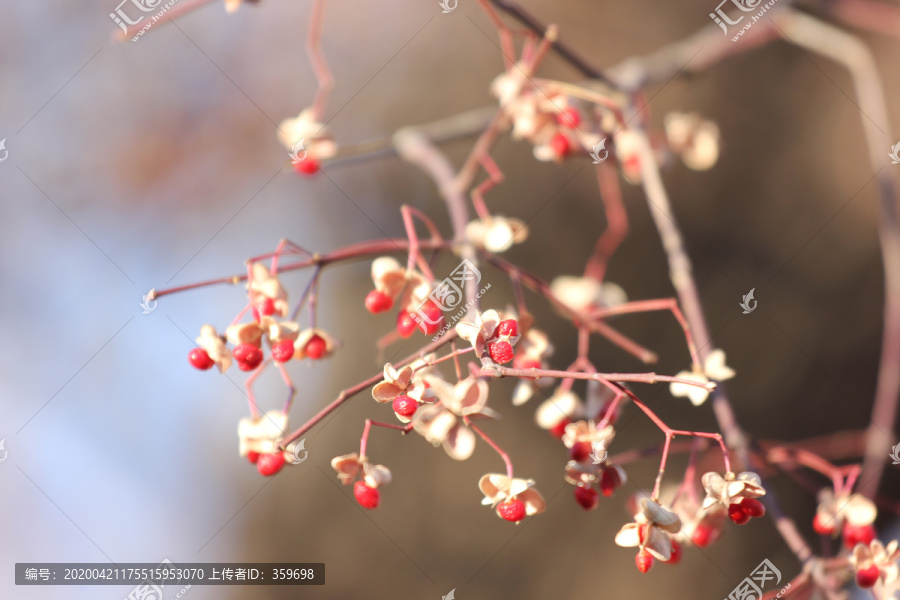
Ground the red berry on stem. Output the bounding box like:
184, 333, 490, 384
574, 485, 599, 510
354, 481, 380, 509
728, 502, 751, 525
691, 524, 716, 548
550, 132, 571, 158
258, 297, 276, 316
304, 335, 327, 360
257, 452, 285, 477
812, 514, 836, 535
392, 395, 418, 418
415, 301, 444, 335
233, 344, 263, 371
488, 340, 515, 364
188, 348, 214, 370
498, 499, 527, 522
247, 451, 260, 464
843, 523, 876, 549
365, 289, 393, 314
856, 565, 880, 589
555, 107, 581, 128
271, 339, 295, 363
739, 497, 766, 519
294, 157, 320, 175
635, 550, 654, 574
497, 319, 518, 337
599, 466, 623, 497
667, 540, 682, 564
569, 441, 592, 463
396, 312, 418, 338
549, 418, 571, 439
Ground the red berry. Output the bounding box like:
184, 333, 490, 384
415, 301, 444, 335
574, 485, 599, 510
813, 514, 836, 535
392, 395, 418, 418
258, 297, 276, 316
497, 319, 518, 337
728, 502, 751, 525
188, 348, 214, 370
233, 343, 263, 371
599, 466, 623, 497
304, 335, 327, 360
549, 418, 571, 439
691, 524, 716, 548
256, 452, 285, 477
488, 340, 515, 364
550, 132, 571, 158
365, 289, 393, 314
739, 497, 766, 519
247, 451, 260, 464
635, 550, 654, 573
294, 157, 320, 175
667, 540, 682, 564
856, 565, 881, 589
569, 441, 592, 463
555, 106, 581, 128
354, 481, 380, 509
843, 523, 876, 549
396, 312, 418, 338
271, 339, 295, 363
498, 499, 527, 522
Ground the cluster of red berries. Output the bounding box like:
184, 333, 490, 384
548, 107, 581, 161
247, 450, 287, 477
365, 291, 446, 337
571, 467, 625, 511
812, 515, 876, 549
727, 497, 766, 525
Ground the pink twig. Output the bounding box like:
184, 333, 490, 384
466, 419, 514, 479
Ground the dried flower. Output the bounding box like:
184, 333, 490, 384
615, 497, 682, 561
464, 216, 528, 253
246, 263, 289, 318
238, 410, 288, 457
478, 473, 546, 521
412, 377, 495, 460
195, 325, 232, 373
330, 452, 392, 488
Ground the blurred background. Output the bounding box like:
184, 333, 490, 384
1, 0, 899, 598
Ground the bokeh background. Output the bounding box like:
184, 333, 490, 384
1, 0, 899, 598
